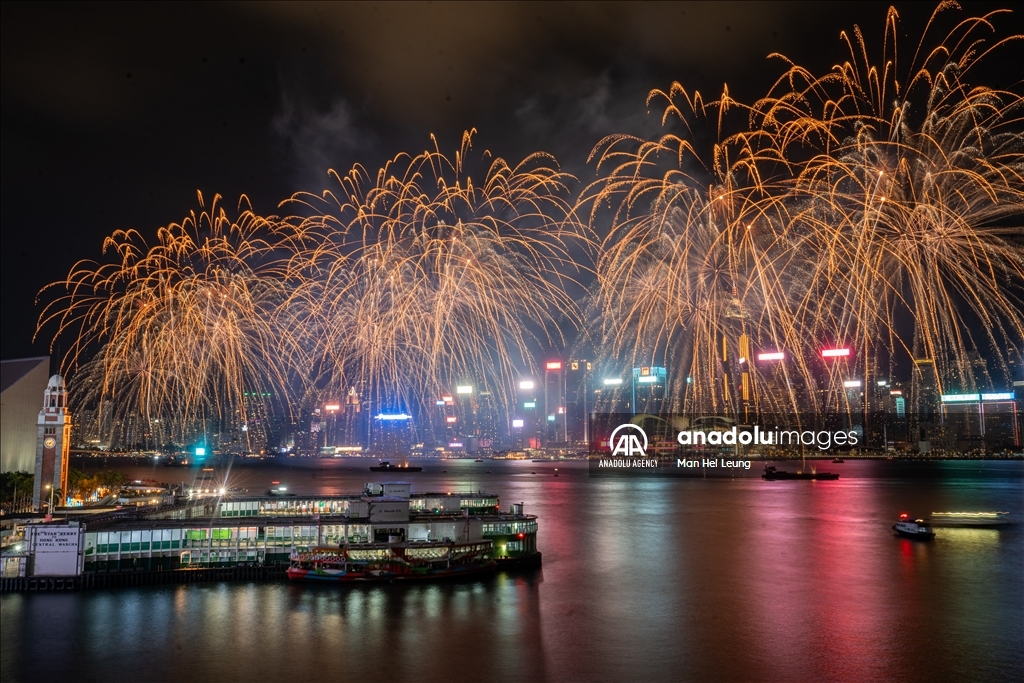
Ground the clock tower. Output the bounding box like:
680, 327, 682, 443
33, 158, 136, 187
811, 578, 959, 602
33, 375, 73, 511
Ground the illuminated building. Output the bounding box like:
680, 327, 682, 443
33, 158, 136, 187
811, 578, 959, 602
1015, 379, 1024, 441
632, 366, 666, 415
510, 418, 526, 449
309, 408, 323, 452
33, 375, 72, 511
889, 386, 909, 450
475, 390, 499, 451
372, 412, 414, 456
452, 384, 482, 451
737, 333, 754, 422
752, 349, 811, 414
239, 391, 274, 454
593, 376, 630, 414
517, 379, 543, 449
435, 393, 457, 447
864, 379, 894, 450
1, 356, 51, 473
565, 359, 593, 444
322, 388, 365, 451
941, 392, 1019, 451
544, 362, 567, 444
816, 347, 854, 420
911, 358, 943, 452
322, 401, 342, 450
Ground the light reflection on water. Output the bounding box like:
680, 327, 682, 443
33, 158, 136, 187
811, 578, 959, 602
2, 459, 1022, 683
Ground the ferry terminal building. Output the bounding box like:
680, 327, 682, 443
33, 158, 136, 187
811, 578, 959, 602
43, 483, 538, 574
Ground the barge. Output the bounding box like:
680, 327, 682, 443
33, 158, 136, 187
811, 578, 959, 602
762, 465, 840, 481
370, 461, 423, 472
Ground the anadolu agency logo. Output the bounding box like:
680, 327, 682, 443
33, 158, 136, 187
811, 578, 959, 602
610, 423, 647, 456
599, 424, 659, 469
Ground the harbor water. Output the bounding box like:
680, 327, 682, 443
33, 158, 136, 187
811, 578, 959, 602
2, 458, 1022, 682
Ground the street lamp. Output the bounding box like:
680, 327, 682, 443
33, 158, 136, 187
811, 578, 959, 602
45, 483, 54, 521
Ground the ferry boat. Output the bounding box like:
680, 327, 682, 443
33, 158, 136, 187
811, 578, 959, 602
893, 513, 935, 539
281, 481, 539, 582
762, 465, 840, 481
287, 540, 496, 582
369, 461, 423, 472
929, 511, 1010, 527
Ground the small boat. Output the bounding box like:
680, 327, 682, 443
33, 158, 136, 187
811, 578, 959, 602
267, 481, 294, 496
929, 511, 1010, 527
369, 461, 423, 473
762, 465, 839, 481
893, 513, 935, 539
831, 457, 845, 463
474, 458, 484, 463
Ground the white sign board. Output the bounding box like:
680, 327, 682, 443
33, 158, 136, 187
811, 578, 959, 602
28, 525, 84, 576
368, 498, 410, 522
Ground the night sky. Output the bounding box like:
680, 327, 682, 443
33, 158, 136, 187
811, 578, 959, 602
2, 1, 1021, 361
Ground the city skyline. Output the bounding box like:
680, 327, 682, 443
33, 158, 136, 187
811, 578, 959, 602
3, 2, 1023, 452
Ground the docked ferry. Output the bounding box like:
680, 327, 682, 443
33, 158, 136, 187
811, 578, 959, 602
76, 480, 539, 577
279, 481, 538, 583
893, 513, 935, 539
287, 540, 495, 582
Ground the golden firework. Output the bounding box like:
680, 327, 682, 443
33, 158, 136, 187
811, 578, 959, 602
37, 193, 300, 447
281, 130, 591, 435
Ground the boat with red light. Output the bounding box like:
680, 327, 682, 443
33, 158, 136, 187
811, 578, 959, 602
893, 513, 935, 539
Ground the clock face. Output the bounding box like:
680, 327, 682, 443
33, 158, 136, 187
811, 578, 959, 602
44, 437, 56, 449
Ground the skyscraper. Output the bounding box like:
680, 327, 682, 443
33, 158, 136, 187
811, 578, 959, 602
593, 376, 630, 414
911, 359, 943, 452
517, 379, 542, 449
632, 366, 667, 415
476, 390, 499, 450
544, 361, 566, 444
565, 359, 592, 444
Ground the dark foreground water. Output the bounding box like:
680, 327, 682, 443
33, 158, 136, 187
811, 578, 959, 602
2, 459, 1022, 683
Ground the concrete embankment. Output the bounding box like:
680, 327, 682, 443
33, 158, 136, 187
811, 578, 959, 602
1, 552, 542, 592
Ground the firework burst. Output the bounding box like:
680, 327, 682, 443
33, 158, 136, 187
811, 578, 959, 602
37, 193, 299, 447
282, 131, 591, 433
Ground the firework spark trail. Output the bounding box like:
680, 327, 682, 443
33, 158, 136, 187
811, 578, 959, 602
37, 193, 303, 447
282, 131, 593, 432
581, 3, 1023, 414
37, 5, 1023, 443
579, 85, 819, 413
770, 4, 1024, 393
